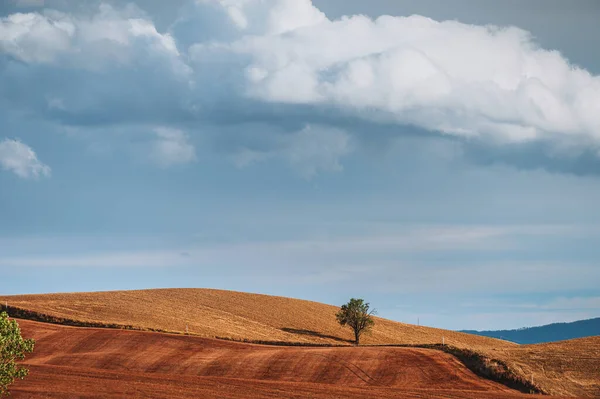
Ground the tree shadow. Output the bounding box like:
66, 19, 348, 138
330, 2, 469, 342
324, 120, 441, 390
281, 328, 353, 344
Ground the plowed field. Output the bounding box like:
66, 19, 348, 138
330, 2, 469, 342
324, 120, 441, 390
11, 319, 550, 399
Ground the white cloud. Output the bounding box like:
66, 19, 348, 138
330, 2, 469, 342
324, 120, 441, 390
150, 127, 197, 167
0, 12, 73, 63
0, 4, 189, 75
0, 138, 51, 178
187, 0, 600, 158
229, 13, 600, 145
192, 0, 326, 36
2, 0, 600, 173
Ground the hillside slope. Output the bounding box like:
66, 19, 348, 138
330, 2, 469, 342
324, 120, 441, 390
3, 288, 599, 396
498, 337, 600, 398
0, 288, 511, 350
11, 319, 548, 399
462, 318, 600, 344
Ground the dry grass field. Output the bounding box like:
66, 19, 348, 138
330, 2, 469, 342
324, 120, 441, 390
2, 288, 599, 397
493, 337, 600, 398
0, 288, 513, 349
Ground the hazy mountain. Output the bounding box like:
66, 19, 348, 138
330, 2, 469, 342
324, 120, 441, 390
462, 317, 600, 344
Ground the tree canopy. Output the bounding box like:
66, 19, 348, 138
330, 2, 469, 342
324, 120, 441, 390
1, 312, 35, 396
336, 298, 375, 345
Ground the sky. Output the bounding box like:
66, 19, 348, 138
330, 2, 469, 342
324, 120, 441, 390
1, 0, 599, 331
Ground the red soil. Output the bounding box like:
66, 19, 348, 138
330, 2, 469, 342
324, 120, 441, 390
11, 319, 556, 399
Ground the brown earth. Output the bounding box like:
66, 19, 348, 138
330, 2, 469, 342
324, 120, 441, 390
11, 319, 552, 399
3, 288, 599, 396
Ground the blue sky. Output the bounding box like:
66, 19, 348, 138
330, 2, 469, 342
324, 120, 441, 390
1, 0, 599, 331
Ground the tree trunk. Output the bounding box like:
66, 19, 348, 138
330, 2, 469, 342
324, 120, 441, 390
354, 329, 360, 346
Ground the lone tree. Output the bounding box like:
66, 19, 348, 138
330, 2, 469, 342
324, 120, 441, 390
336, 298, 375, 345
1, 311, 35, 396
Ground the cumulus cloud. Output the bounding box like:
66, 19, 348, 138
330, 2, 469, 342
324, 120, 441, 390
0, 4, 189, 75
227, 12, 600, 144
149, 127, 196, 167
1, 0, 600, 174
0, 138, 51, 178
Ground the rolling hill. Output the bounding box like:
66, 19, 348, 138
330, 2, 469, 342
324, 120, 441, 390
2, 288, 599, 397
462, 318, 600, 344
0, 288, 512, 350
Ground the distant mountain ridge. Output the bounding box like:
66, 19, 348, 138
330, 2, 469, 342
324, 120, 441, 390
462, 317, 600, 344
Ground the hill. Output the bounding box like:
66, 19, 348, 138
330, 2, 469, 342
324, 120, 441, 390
0, 288, 511, 350
462, 318, 600, 344
2, 288, 599, 397
10, 319, 550, 399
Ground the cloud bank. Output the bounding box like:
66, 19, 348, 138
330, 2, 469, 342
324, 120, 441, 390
1, 0, 600, 174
